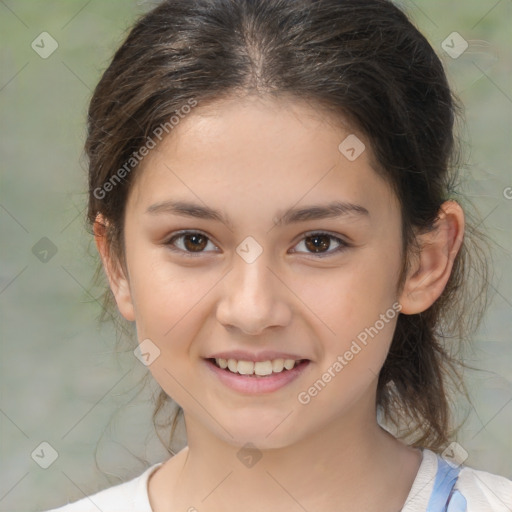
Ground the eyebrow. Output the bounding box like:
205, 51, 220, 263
146, 200, 369, 228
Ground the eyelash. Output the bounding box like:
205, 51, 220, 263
164, 230, 350, 258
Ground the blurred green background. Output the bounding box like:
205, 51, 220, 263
1, 1, 511, 510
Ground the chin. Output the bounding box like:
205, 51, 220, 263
215, 420, 304, 451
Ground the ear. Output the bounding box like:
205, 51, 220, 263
93, 214, 136, 322
399, 200, 464, 315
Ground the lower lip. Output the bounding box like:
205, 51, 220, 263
204, 359, 311, 394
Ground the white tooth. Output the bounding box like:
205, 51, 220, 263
272, 359, 285, 372
221, 357, 299, 375
237, 360, 255, 375
254, 361, 273, 376
283, 359, 296, 370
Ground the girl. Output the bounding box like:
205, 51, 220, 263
45, 0, 512, 510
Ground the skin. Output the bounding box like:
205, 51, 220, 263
95, 95, 464, 512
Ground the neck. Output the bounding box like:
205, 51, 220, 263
150, 393, 422, 512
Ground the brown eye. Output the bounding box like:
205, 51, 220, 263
165, 231, 217, 255
292, 232, 349, 257
304, 234, 332, 253
182, 233, 208, 252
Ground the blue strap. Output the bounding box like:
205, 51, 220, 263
425, 455, 467, 512
446, 490, 468, 511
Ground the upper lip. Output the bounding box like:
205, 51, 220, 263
206, 350, 309, 362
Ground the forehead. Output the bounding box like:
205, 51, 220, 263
127, 94, 396, 218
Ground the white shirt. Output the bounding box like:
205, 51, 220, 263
43, 448, 512, 512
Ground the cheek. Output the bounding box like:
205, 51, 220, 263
297, 302, 399, 416
127, 256, 211, 401
298, 252, 400, 332
293, 249, 401, 398
127, 244, 201, 330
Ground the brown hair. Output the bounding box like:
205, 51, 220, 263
86, 0, 490, 454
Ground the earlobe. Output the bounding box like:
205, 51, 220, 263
93, 214, 136, 322
399, 201, 464, 315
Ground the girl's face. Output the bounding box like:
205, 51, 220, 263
112, 95, 407, 448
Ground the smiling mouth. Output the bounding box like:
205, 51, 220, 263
207, 357, 308, 377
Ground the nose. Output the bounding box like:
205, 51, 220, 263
215, 251, 292, 336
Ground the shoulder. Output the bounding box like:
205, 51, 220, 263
39, 463, 162, 512
455, 464, 512, 511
